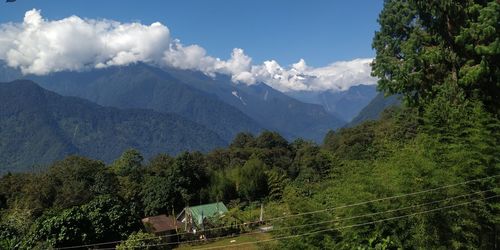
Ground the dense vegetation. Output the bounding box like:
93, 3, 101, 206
0, 0, 498, 249
0, 80, 225, 173
0, 99, 497, 249
372, 0, 499, 113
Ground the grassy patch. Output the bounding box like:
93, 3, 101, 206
176, 232, 275, 250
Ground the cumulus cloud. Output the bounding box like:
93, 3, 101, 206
254, 58, 377, 92
0, 9, 377, 92
0, 9, 169, 74
162, 44, 254, 83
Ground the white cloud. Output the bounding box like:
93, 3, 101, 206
0, 9, 169, 74
249, 58, 376, 92
0, 9, 377, 92
162, 41, 210, 71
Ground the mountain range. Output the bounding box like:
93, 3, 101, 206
13, 63, 346, 142
0, 62, 398, 173
287, 84, 378, 122
28, 64, 264, 142
0, 80, 226, 173
162, 67, 347, 141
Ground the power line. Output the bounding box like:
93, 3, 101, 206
59, 175, 500, 249
264, 174, 499, 222
189, 194, 500, 250
101, 189, 496, 249
56, 174, 499, 250
260, 188, 495, 232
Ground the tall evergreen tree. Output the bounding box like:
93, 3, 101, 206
372, 0, 500, 114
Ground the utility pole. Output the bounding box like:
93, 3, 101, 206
259, 203, 264, 223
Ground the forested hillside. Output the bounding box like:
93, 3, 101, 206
16, 63, 345, 142
163, 69, 346, 141
29, 63, 264, 142
1, 100, 498, 248
0, 80, 226, 173
347, 92, 400, 127
0, 0, 498, 249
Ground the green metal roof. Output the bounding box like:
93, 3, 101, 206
188, 202, 228, 226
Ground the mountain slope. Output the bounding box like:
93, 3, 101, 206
1, 62, 344, 142
0, 80, 226, 173
163, 68, 346, 142
25, 64, 263, 142
347, 92, 401, 127
287, 85, 378, 122
232, 82, 345, 142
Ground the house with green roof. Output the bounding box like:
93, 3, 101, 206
176, 202, 228, 232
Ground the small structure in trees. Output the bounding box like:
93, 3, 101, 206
141, 214, 180, 242
176, 202, 228, 232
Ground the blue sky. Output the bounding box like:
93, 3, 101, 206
0, 0, 383, 67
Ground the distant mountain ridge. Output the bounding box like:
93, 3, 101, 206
0, 80, 226, 173
0, 63, 346, 142
162, 67, 346, 142
347, 92, 401, 127
287, 84, 378, 122
27, 63, 264, 142
1, 61, 348, 142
